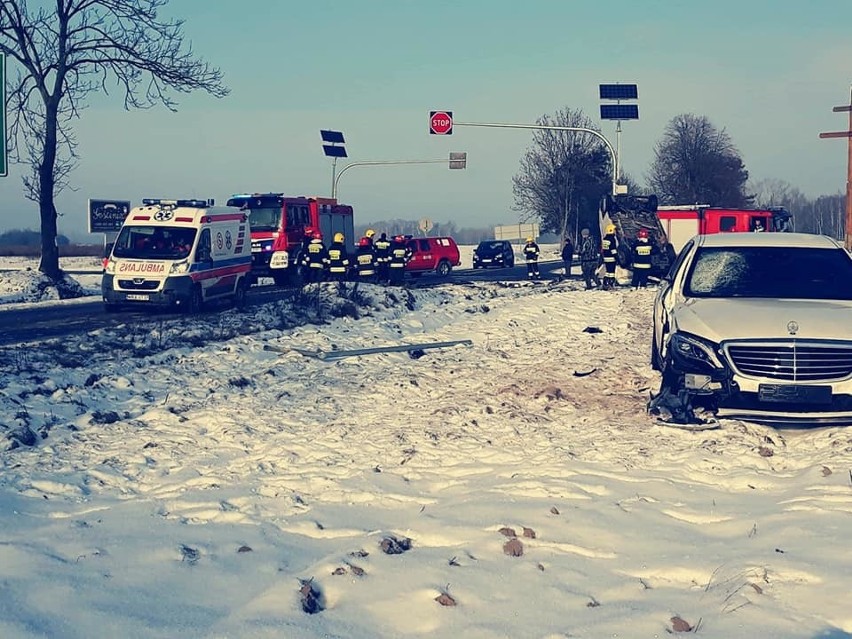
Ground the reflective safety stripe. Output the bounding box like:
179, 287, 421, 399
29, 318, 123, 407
358, 269, 376, 276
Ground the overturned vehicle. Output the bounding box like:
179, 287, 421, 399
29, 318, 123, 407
649, 232, 852, 426
599, 193, 674, 279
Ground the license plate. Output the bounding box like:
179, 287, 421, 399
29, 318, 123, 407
126, 294, 150, 301
758, 384, 832, 404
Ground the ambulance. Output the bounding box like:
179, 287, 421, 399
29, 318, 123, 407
102, 198, 252, 312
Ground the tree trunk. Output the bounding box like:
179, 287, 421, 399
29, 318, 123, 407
38, 100, 61, 279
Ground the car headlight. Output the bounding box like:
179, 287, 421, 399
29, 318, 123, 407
170, 259, 190, 274
670, 332, 724, 369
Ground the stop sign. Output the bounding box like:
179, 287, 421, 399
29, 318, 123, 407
429, 110, 453, 135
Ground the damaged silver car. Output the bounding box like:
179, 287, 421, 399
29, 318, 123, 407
650, 232, 852, 425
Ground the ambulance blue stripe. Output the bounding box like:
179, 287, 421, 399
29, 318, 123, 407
188, 256, 251, 273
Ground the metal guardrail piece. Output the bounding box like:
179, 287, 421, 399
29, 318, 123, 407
263, 339, 473, 361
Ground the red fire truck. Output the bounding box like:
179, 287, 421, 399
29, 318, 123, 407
226, 193, 355, 285
657, 205, 792, 252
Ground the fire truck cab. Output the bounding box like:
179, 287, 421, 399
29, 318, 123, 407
102, 199, 252, 312
657, 205, 792, 252
227, 193, 355, 285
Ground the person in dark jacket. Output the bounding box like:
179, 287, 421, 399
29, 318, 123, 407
387, 235, 410, 285
301, 231, 328, 283
523, 237, 541, 280
373, 232, 392, 282
631, 228, 658, 289
578, 228, 602, 290
354, 236, 377, 281
601, 223, 619, 290
560, 236, 574, 278
327, 232, 350, 281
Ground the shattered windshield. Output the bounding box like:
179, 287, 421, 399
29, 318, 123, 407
112, 226, 197, 260
684, 246, 852, 300
247, 207, 281, 232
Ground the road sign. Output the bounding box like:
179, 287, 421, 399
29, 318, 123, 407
430, 110, 453, 135
449, 152, 467, 169
418, 218, 433, 233
88, 199, 131, 234
1, 53, 7, 177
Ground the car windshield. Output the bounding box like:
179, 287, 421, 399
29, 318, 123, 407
477, 241, 505, 252
684, 246, 852, 300
112, 226, 197, 260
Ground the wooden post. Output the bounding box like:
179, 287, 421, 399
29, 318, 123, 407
819, 86, 852, 250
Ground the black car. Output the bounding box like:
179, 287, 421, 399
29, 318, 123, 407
473, 240, 515, 269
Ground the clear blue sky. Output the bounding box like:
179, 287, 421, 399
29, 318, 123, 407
2, 0, 851, 240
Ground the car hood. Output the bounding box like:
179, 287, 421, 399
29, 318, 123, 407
673, 298, 852, 343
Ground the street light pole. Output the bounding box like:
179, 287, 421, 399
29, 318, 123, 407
452, 120, 618, 195
818, 86, 852, 249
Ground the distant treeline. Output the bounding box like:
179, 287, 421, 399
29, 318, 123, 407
354, 220, 559, 244
0, 229, 71, 247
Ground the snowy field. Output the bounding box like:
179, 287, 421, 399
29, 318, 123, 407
1, 255, 851, 639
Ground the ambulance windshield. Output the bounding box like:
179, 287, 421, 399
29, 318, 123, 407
113, 226, 197, 260
246, 207, 281, 232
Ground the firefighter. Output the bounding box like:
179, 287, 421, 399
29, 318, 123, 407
373, 232, 392, 282
354, 236, 377, 281
523, 236, 541, 280
301, 230, 328, 283
363, 228, 376, 246
387, 235, 410, 285
327, 232, 350, 281
601, 223, 619, 290
578, 228, 602, 290
631, 228, 657, 289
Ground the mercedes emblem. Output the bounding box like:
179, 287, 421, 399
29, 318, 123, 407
786, 321, 799, 335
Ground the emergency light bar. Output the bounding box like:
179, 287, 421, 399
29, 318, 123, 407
142, 198, 215, 208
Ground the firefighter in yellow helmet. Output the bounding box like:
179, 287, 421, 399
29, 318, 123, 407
327, 232, 350, 281
601, 223, 619, 290
523, 236, 541, 280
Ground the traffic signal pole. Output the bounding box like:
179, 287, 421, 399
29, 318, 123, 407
452, 121, 618, 196
818, 86, 852, 250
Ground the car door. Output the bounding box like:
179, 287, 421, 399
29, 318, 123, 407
654, 238, 695, 363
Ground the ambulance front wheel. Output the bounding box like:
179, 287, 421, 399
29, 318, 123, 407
187, 285, 204, 313
233, 277, 249, 311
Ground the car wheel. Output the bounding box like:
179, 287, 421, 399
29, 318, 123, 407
187, 285, 204, 314
436, 260, 452, 277
651, 333, 662, 371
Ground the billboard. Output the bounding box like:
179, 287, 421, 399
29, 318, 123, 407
494, 223, 540, 242
88, 199, 131, 234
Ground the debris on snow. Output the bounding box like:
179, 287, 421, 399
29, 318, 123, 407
380, 535, 412, 555
503, 539, 524, 557
298, 578, 325, 614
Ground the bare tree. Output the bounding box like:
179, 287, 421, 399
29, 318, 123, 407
0, 0, 228, 279
648, 114, 751, 208
512, 108, 611, 241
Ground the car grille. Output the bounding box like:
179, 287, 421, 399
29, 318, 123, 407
117, 279, 160, 291
725, 341, 852, 382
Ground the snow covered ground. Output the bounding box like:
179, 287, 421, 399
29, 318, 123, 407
1, 256, 851, 639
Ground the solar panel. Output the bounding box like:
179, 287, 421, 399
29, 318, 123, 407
600, 104, 639, 120
320, 130, 345, 144
322, 145, 348, 158
599, 84, 638, 100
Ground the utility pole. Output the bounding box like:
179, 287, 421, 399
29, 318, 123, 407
818, 86, 852, 250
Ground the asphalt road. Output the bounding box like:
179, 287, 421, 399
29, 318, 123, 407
0, 260, 567, 346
